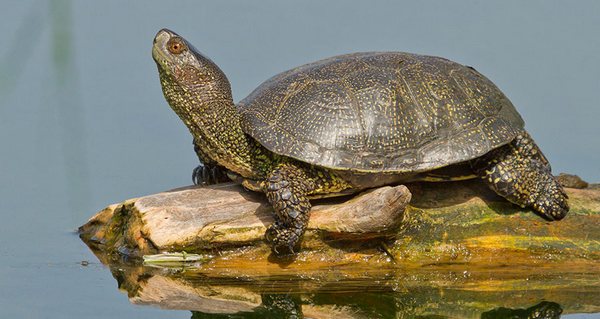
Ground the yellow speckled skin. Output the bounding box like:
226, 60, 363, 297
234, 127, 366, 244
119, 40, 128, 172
471, 132, 569, 220
152, 29, 568, 255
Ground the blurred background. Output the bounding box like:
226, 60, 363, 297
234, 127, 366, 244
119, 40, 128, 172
0, 0, 598, 317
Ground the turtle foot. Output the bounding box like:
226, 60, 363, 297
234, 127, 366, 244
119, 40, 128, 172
532, 178, 569, 221
192, 164, 228, 186
472, 131, 569, 221
264, 163, 314, 255
265, 221, 303, 255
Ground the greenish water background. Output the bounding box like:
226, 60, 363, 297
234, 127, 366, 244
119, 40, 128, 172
0, 0, 598, 317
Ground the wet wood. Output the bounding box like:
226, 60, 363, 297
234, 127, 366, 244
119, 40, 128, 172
79, 179, 600, 271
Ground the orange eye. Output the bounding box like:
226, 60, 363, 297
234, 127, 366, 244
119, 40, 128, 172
167, 38, 186, 54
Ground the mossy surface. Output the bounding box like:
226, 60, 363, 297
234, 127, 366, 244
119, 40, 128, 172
80, 180, 600, 270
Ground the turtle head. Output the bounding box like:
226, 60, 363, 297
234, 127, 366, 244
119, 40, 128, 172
152, 29, 261, 178
152, 29, 232, 103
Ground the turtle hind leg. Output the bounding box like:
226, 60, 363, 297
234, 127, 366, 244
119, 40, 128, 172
264, 163, 315, 255
471, 132, 569, 221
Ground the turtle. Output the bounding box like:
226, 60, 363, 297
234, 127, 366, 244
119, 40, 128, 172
151, 29, 569, 255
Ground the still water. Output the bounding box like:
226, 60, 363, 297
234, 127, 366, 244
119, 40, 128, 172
1, 0, 599, 317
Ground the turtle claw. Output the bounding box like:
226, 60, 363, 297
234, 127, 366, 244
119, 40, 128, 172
265, 222, 300, 256
192, 165, 204, 185
210, 167, 218, 184
271, 242, 296, 256
534, 183, 569, 221
279, 243, 296, 255
272, 245, 294, 256
192, 164, 228, 186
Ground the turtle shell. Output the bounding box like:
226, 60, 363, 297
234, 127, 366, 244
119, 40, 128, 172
238, 52, 524, 172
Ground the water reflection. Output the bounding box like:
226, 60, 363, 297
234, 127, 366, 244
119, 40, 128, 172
92, 250, 599, 319
188, 300, 563, 319
0, 0, 91, 215
481, 302, 562, 319
48, 0, 92, 216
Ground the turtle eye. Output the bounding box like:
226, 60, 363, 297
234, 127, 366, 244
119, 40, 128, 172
167, 37, 187, 55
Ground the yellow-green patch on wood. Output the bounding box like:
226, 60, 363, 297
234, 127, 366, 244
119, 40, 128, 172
80, 180, 600, 271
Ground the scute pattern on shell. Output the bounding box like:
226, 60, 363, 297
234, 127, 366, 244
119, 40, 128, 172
238, 52, 525, 172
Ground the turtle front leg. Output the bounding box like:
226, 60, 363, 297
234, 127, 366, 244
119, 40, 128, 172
471, 131, 569, 220
264, 163, 315, 255
192, 138, 229, 185
192, 163, 229, 185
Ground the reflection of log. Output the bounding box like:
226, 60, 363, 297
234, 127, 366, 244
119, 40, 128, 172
130, 275, 261, 314
103, 258, 600, 318
80, 179, 600, 271
122, 269, 363, 318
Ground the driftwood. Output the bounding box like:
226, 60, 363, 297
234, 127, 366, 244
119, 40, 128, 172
80, 183, 411, 256
80, 177, 600, 317
80, 178, 600, 270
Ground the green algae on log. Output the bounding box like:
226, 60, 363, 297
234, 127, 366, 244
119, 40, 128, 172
79, 179, 600, 270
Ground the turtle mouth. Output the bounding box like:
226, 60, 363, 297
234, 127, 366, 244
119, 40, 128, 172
151, 45, 168, 65
152, 47, 174, 79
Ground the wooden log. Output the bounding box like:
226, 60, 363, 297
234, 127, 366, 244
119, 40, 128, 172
80, 177, 600, 318
79, 179, 600, 271
79, 183, 411, 257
